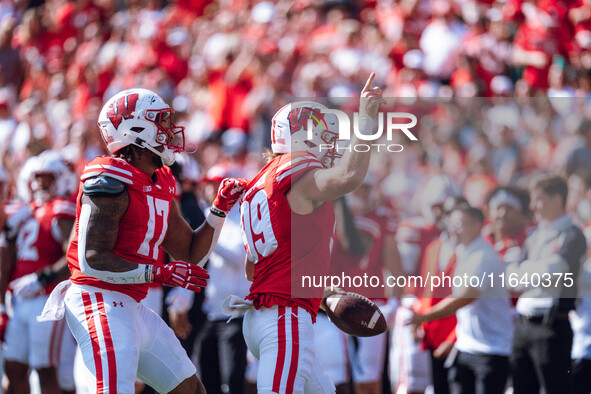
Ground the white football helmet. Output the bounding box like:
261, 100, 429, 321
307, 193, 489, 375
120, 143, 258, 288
19, 151, 77, 204
98, 88, 185, 166
271, 101, 341, 168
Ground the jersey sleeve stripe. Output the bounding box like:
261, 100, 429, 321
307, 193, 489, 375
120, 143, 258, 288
276, 156, 318, 173
85, 164, 133, 177
81, 171, 133, 185
276, 162, 323, 183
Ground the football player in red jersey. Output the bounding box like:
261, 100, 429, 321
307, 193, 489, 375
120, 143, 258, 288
1, 151, 78, 394
239, 74, 384, 394
51, 88, 246, 394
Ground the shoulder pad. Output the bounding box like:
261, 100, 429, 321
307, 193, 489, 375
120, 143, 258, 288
83, 175, 126, 196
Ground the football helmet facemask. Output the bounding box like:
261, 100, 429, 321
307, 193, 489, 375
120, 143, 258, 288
98, 88, 185, 166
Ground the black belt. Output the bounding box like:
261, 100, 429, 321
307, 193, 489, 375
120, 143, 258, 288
519, 312, 569, 325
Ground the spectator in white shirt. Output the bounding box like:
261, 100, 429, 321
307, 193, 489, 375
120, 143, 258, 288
408, 205, 512, 394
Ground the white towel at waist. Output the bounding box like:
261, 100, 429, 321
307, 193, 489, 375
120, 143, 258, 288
37, 280, 71, 322
222, 295, 254, 322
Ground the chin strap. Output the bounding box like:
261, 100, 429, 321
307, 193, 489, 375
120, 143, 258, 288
122, 132, 175, 166
143, 143, 175, 166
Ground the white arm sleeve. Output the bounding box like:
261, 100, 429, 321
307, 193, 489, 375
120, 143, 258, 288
78, 204, 150, 284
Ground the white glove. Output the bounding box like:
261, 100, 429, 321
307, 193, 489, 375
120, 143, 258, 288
10, 273, 43, 300
165, 287, 194, 313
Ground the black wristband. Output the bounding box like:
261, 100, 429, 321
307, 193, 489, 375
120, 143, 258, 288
37, 268, 58, 286
210, 206, 227, 218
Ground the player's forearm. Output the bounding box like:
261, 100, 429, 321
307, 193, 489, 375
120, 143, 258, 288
331, 72, 383, 191
85, 250, 142, 273
188, 224, 215, 264
337, 146, 371, 188
81, 250, 152, 284
311, 120, 374, 198
188, 210, 225, 266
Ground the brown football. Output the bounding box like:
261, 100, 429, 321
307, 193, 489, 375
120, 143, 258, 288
321, 292, 387, 337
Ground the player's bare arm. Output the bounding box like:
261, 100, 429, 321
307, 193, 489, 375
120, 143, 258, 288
36, 217, 75, 285
290, 73, 385, 212
50, 217, 75, 279
164, 177, 246, 267
57, 217, 75, 251
162, 200, 215, 264
82, 191, 136, 272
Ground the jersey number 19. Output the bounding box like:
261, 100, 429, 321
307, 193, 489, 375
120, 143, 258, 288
242, 190, 277, 263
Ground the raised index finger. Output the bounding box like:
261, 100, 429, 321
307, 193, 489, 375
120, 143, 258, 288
362, 72, 376, 94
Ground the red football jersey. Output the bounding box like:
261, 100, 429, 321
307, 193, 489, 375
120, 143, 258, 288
242, 152, 335, 321
11, 198, 76, 294
68, 156, 176, 302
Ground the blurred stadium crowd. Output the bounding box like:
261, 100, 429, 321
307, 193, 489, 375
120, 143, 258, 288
1, 0, 591, 178
1, 0, 591, 393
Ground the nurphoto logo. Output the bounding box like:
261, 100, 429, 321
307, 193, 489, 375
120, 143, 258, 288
292, 103, 419, 153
